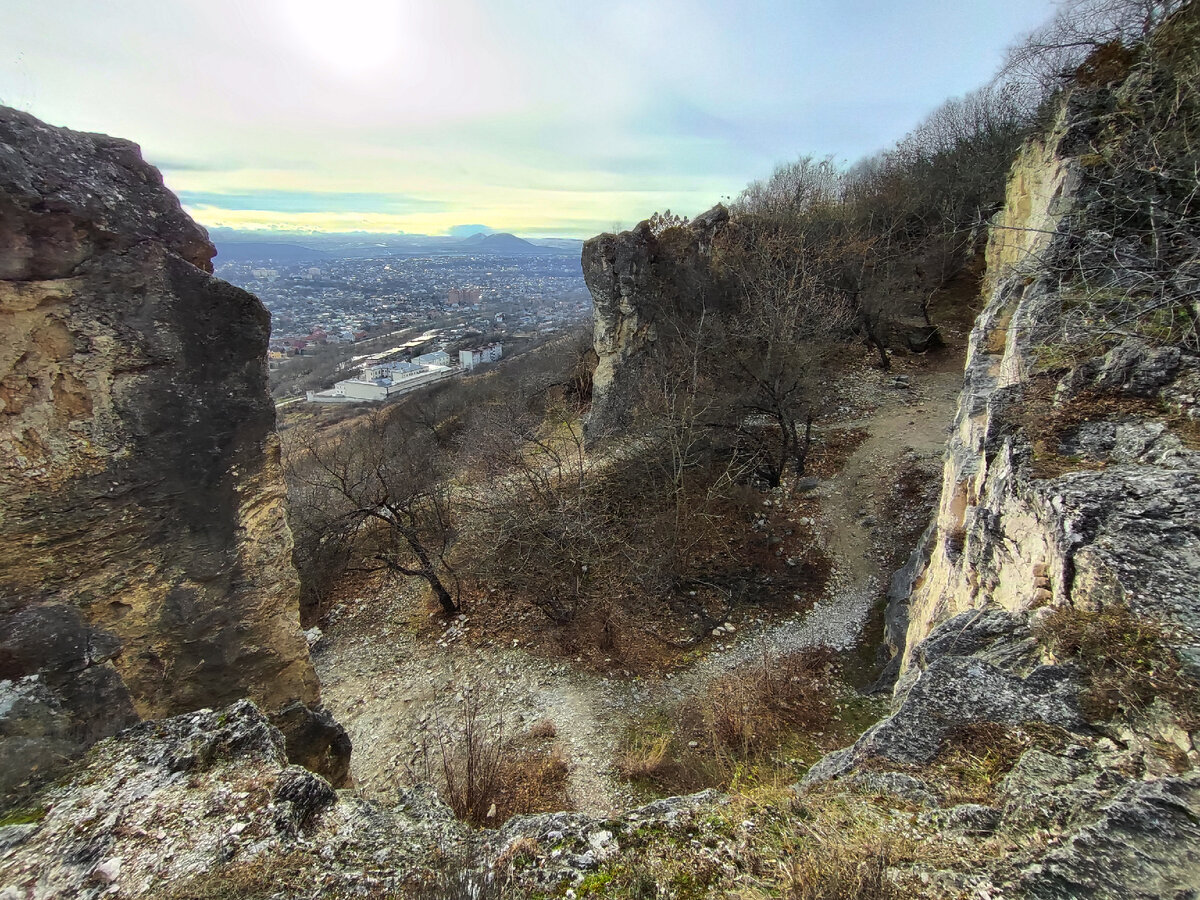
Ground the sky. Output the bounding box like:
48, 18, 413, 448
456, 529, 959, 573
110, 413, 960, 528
1, 0, 1058, 239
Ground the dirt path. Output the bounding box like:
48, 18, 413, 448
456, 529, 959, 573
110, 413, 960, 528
314, 362, 963, 816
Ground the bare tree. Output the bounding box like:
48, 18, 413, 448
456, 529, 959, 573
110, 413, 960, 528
286, 409, 460, 616
713, 219, 857, 486
1000, 0, 1186, 96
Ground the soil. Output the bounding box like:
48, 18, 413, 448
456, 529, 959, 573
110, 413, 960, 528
312, 345, 965, 817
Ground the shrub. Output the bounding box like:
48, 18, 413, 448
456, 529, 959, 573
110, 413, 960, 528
407, 683, 571, 827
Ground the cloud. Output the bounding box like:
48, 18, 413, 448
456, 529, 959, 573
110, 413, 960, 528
177, 190, 450, 215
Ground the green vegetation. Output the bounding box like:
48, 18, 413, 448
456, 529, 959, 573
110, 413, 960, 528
0, 804, 46, 827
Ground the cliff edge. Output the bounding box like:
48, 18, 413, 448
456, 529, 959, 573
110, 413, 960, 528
0, 107, 348, 798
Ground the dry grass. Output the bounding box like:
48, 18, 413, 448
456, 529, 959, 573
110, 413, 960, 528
160, 851, 403, 900
702, 649, 839, 756
617, 650, 883, 796
1011, 377, 1200, 479
1037, 604, 1200, 727
928, 721, 1070, 803
407, 684, 572, 827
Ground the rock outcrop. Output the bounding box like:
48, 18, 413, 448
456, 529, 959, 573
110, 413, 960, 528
0, 107, 348, 798
0, 699, 721, 899
582, 205, 730, 437
894, 79, 1200, 677
807, 14, 1200, 895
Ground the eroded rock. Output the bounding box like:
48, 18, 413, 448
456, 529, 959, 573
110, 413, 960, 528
0, 106, 348, 795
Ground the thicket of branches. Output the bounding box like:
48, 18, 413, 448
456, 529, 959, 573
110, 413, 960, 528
1026, 1, 1200, 356
728, 1, 1196, 364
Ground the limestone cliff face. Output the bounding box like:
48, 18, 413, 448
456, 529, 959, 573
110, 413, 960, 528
582, 205, 730, 436
897, 104, 1200, 674
807, 19, 1200, 893
0, 107, 347, 797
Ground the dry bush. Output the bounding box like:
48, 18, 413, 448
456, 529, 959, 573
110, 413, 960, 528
524, 719, 557, 741
702, 649, 838, 757
492, 745, 571, 824
408, 686, 572, 827
779, 841, 904, 900
1037, 604, 1199, 725
617, 650, 859, 795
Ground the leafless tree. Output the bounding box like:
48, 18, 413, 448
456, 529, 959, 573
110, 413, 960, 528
286, 409, 460, 616
1000, 0, 1186, 96
713, 219, 857, 486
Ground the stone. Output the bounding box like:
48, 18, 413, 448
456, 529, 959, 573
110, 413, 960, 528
582, 206, 732, 437
1018, 772, 1200, 899
919, 803, 1001, 835
805, 610, 1082, 783
0, 106, 347, 795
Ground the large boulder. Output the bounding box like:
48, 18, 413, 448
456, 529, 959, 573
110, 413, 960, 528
0, 107, 348, 797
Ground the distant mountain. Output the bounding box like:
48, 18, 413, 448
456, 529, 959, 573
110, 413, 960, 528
213, 241, 329, 263
458, 232, 572, 255
210, 229, 578, 262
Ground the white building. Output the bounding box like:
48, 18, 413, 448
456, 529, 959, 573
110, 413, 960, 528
459, 343, 503, 370
306, 357, 454, 404
412, 350, 450, 367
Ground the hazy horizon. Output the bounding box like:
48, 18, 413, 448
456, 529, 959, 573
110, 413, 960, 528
2, 0, 1058, 239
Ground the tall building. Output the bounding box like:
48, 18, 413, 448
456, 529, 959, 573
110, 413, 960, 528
448, 287, 482, 306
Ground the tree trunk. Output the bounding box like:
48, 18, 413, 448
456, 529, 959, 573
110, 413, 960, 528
860, 308, 891, 370
402, 528, 459, 615
795, 412, 814, 477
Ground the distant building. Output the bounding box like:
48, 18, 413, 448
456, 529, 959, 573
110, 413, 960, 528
448, 288, 482, 306
459, 342, 503, 370
307, 355, 454, 404
412, 350, 450, 367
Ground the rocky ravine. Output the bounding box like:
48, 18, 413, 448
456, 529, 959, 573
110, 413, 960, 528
5, 15, 1200, 897
0, 107, 348, 799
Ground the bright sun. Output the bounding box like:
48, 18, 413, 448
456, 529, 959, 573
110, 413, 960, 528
277, 0, 407, 80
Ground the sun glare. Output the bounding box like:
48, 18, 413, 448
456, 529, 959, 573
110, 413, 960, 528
277, 0, 407, 80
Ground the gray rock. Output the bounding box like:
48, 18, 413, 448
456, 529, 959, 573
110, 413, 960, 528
273, 765, 337, 832
919, 803, 1001, 835
805, 610, 1083, 783
582, 206, 732, 438
1019, 772, 1200, 899
849, 771, 941, 807
998, 748, 1115, 831
0, 105, 346, 796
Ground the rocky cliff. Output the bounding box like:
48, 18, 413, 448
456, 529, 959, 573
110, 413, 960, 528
807, 12, 1200, 895
893, 25, 1200, 677
0, 107, 348, 799
582, 205, 730, 437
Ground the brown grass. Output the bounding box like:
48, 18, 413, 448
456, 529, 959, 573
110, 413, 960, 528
160, 850, 405, 900
1036, 604, 1200, 727
617, 650, 883, 795
929, 721, 1070, 803
1013, 377, 1200, 479
407, 686, 572, 828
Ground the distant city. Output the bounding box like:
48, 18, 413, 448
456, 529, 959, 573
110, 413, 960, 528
213, 233, 593, 400
216, 235, 589, 334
